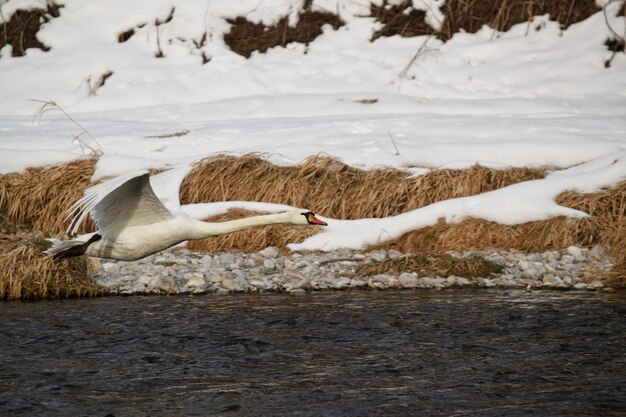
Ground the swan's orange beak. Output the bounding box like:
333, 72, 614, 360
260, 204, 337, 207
307, 213, 328, 226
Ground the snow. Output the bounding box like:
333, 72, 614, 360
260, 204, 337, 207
1, 0, 625, 251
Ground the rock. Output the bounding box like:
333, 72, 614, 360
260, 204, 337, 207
417, 277, 438, 288
367, 250, 387, 262
154, 256, 176, 266
217, 253, 237, 267
207, 274, 223, 283
221, 279, 235, 291
258, 246, 280, 259
589, 246, 610, 260
399, 273, 419, 288
90, 247, 613, 295
483, 278, 496, 288
589, 280, 604, 289
100, 262, 120, 274
456, 277, 471, 286
350, 278, 368, 288
249, 280, 266, 289
121, 282, 146, 294
566, 246, 583, 258
333, 277, 351, 289
186, 275, 206, 288
263, 259, 276, 272
137, 275, 152, 285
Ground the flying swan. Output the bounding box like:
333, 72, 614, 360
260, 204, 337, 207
45, 170, 327, 261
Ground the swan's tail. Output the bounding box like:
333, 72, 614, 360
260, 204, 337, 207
44, 234, 101, 261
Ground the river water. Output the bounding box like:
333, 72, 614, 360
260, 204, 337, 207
1, 290, 625, 417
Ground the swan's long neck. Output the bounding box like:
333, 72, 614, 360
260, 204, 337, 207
187, 212, 297, 240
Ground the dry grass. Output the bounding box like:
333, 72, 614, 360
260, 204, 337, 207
180, 154, 544, 220
0, 2, 61, 58
602, 261, 626, 287
0, 158, 97, 237
187, 209, 319, 253
0, 231, 103, 300
357, 253, 503, 278
224, 3, 343, 58
370, 0, 601, 42
1, 155, 623, 288
377, 180, 626, 285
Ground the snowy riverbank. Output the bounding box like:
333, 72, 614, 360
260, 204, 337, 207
91, 245, 617, 295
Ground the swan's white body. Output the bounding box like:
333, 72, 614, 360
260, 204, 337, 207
45, 171, 326, 261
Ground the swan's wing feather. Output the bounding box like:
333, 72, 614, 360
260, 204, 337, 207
67, 171, 175, 235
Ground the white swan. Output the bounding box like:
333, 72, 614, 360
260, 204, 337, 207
45, 171, 327, 261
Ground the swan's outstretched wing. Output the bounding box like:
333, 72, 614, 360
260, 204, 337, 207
67, 171, 175, 235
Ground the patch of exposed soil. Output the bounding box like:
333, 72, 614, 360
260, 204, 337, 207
224, 5, 343, 58
0, 2, 61, 57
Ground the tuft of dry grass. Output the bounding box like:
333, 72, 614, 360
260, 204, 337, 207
0, 158, 97, 237
0, 1, 61, 58
187, 209, 319, 253
0, 230, 103, 300
224, 4, 344, 58
357, 253, 503, 279
602, 260, 626, 288
180, 154, 544, 220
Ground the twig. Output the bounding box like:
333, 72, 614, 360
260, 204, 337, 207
399, 34, 433, 79
387, 131, 400, 156
29, 99, 103, 156
603, 0, 625, 40
602, 0, 626, 68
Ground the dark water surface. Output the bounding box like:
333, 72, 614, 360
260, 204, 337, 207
1, 290, 625, 417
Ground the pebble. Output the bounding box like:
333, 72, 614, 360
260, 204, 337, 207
89, 245, 618, 295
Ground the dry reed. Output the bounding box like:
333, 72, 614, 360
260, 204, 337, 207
357, 253, 503, 279
1, 155, 623, 287
0, 158, 97, 236
377, 180, 626, 284
0, 231, 103, 300
180, 154, 544, 220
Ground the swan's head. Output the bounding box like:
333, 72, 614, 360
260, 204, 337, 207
289, 209, 328, 226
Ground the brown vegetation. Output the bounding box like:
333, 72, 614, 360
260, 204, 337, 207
357, 253, 503, 279
224, 3, 343, 58
180, 154, 544, 220
0, 158, 97, 237
0, 230, 102, 300
1, 155, 623, 290
0, 2, 61, 57
377, 180, 626, 284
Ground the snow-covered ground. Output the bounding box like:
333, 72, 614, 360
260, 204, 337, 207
1, 0, 625, 251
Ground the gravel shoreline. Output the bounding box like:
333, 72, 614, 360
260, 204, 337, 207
91, 245, 618, 295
